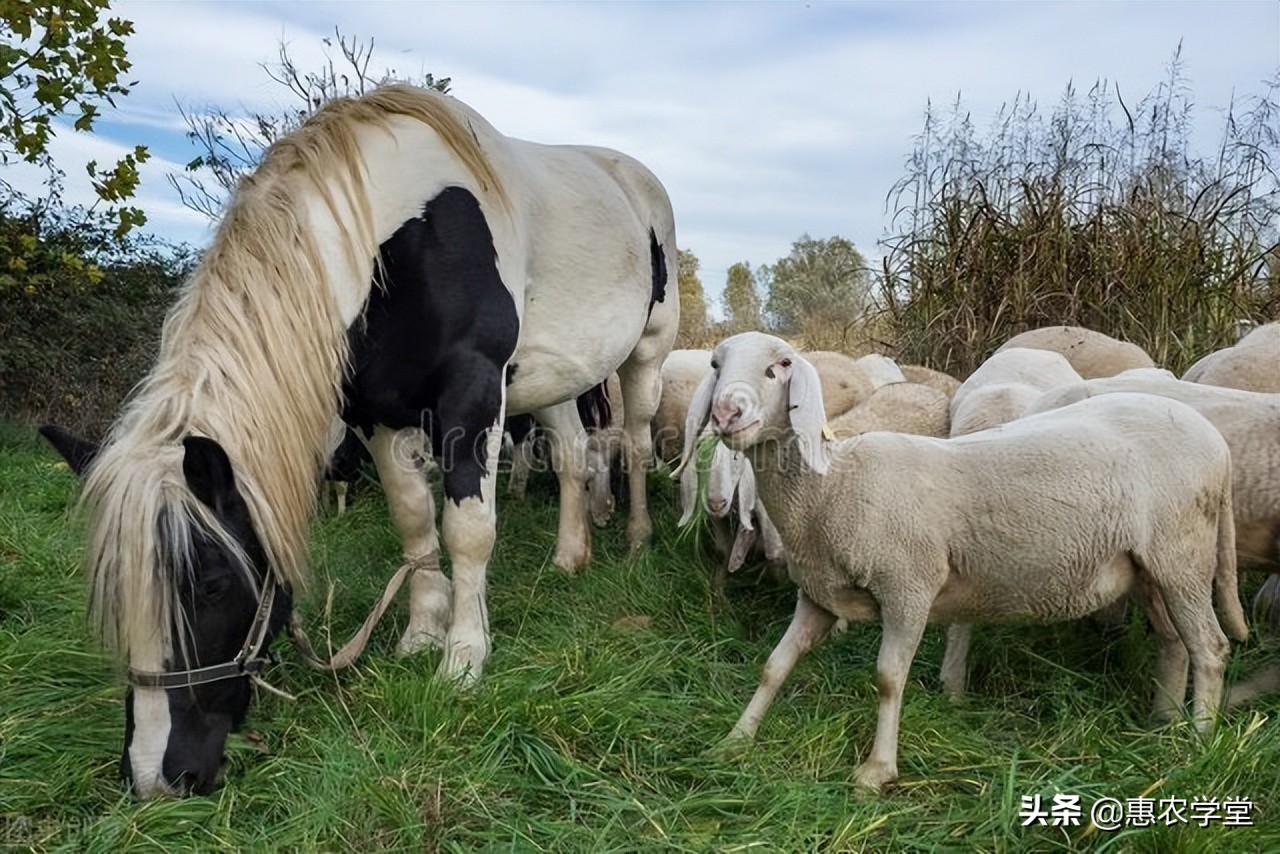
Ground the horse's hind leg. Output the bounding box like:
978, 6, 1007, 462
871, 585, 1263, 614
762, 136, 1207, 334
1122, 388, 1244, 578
616, 337, 669, 552
367, 427, 452, 657
536, 400, 593, 572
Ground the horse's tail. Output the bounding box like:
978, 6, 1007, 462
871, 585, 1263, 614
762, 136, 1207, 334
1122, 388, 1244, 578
1214, 485, 1248, 642
577, 380, 613, 433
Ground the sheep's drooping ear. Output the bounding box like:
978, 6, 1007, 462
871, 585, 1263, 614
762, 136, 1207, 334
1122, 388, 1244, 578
672, 370, 716, 478
677, 457, 700, 526
787, 355, 830, 474
734, 453, 757, 531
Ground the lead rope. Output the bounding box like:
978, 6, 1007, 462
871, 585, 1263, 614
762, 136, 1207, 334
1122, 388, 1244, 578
286, 557, 425, 672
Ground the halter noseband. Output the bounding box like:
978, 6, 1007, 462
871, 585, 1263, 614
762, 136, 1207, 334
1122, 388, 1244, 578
128, 573, 279, 691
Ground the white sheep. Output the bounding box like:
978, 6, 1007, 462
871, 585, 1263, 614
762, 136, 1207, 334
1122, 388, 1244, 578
830, 381, 951, 440
899, 364, 962, 401
852, 353, 907, 389
680, 331, 1244, 792
949, 347, 1083, 436
653, 349, 713, 465
801, 350, 878, 419
997, 325, 1156, 378
1182, 321, 1279, 394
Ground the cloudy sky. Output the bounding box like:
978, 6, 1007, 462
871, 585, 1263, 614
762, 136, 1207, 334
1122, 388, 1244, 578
15, 1, 1278, 309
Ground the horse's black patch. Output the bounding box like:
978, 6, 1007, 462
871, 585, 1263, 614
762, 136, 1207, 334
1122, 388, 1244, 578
505, 362, 519, 386
326, 427, 371, 485
343, 186, 519, 504
647, 228, 667, 317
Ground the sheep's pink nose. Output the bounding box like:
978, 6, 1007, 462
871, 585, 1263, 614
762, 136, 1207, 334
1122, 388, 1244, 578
708, 496, 729, 516
711, 400, 742, 432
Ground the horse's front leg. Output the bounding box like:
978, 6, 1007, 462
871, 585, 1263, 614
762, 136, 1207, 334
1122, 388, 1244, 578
435, 377, 507, 686
367, 426, 452, 657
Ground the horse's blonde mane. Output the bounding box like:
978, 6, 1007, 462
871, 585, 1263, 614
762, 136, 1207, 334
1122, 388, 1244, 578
81, 84, 504, 657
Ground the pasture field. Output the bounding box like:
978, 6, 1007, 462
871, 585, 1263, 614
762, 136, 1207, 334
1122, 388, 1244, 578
1, 420, 1277, 852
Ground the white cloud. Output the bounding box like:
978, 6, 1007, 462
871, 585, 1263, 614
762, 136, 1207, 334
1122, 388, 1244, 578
70, 0, 1278, 306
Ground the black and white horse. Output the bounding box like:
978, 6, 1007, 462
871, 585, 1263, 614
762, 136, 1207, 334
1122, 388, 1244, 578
42, 84, 677, 798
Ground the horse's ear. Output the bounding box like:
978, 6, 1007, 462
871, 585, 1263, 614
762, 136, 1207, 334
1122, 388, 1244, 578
182, 436, 238, 512
787, 355, 830, 474
39, 424, 100, 477
672, 371, 716, 478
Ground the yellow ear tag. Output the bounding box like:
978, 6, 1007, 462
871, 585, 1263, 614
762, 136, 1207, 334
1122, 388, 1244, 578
822, 422, 835, 441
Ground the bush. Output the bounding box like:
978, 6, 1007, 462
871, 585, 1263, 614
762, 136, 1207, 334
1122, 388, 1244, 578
0, 200, 192, 434
880, 55, 1280, 377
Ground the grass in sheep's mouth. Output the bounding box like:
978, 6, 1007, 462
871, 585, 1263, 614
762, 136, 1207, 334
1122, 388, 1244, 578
2, 418, 1277, 852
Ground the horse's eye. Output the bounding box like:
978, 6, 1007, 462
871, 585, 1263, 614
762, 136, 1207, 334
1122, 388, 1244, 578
199, 576, 231, 601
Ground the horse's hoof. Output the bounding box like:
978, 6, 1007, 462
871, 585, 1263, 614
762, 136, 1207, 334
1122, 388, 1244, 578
396, 629, 444, 656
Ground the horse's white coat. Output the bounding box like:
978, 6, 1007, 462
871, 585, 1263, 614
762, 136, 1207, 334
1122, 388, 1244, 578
79, 86, 676, 795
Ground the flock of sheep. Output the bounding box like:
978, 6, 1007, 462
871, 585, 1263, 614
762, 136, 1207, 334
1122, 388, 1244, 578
516, 321, 1278, 791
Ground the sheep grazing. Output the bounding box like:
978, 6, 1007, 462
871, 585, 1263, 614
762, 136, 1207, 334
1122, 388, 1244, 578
949, 348, 1082, 437
997, 325, 1155, 378
681, 331, 1243, 792
1183, 321, 1280, 394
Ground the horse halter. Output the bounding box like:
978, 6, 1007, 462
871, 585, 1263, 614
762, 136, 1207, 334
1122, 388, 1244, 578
128, 574, 279, 691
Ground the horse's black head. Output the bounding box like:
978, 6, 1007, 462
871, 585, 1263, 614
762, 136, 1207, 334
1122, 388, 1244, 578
43, 427, 291, 798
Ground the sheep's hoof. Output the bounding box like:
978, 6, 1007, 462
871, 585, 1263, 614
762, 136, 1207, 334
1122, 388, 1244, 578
854, 760, 897, 793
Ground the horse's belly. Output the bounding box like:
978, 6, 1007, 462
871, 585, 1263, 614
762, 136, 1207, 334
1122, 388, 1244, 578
505, 285, 651, 414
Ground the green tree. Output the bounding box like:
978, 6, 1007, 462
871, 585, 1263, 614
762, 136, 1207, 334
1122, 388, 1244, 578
173, 29, 451, 218
722, 261, 762, 332
676, 248, 708, 346
0, 0, 148, 237
761, 234, 871, 341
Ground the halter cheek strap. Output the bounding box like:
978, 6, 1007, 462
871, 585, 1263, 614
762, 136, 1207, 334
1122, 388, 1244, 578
128, 574, 279, 691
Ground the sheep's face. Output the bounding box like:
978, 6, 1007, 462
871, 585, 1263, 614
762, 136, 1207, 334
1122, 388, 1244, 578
677, 332, 830, 476
705, 333, 799, 449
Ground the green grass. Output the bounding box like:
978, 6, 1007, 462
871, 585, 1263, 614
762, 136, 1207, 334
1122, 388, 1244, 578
1, 420, 1277, 852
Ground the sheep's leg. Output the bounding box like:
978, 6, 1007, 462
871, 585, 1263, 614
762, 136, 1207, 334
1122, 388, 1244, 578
334, 481, 349, 516
727, 591, 837, 742
616, 353, 663, 552
1153, 578, 1228, 733
368, 427, 451, 657
939, 624, 971, 700
856, 602, 929, 792
1132, 577, 1188, 721
536, 400, 593, 572
507, 433, 536, 500
585, 429, 618, 527
1229, 665, 1280, 707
